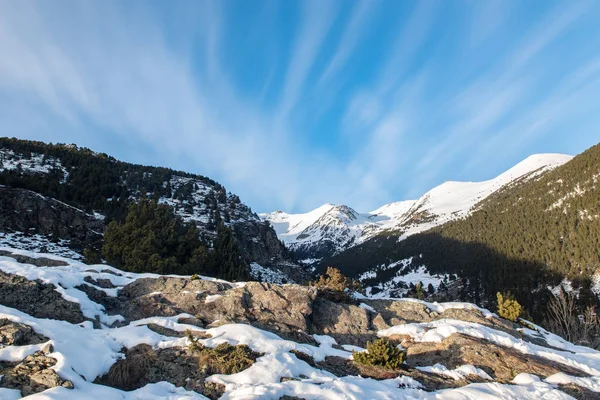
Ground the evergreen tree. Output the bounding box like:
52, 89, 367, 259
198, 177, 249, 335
209, 222, 250, 281
102, 199, 209, 275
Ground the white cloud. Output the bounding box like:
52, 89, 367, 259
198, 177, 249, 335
276, 0, 338, 129
0, 1, 349, 213
317, 0, 376, 87
409, 0, 591, 191
0, 1, 598, 215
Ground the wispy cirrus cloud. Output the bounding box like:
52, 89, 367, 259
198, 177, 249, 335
276, 0, 338, 128
317, 0, 376, 87
0, 0, 599, 213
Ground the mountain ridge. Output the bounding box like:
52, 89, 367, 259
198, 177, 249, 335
0, 137, 303, 282
262, 153, 573, 264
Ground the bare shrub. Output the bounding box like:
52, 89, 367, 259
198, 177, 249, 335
545, 288, 600, 349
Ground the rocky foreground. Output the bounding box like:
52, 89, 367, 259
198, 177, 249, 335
0, 248, 599, 399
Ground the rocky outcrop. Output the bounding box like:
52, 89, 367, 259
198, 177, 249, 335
363, 299, 516, 335
0, 344, 74, 396
0, 186, 103, 251
116, 277, 232, 321
0, 319, 49, 346
199, 282, 316, 333
0, 271, 86, 324
0, 262, 597, 398
95, 344, 232, 399
316, 355, 488, 391
113, 278, 317, 342
0, 250, 68, 267
310, 298, 376, 346
401, 333, 587, 382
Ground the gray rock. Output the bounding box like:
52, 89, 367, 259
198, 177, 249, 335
310, 297, 377, 347
0, 186, 103, 252
0, 319, 49, 346
0, 251, 68, 267
0, 350, 73, 396
0, 271, 85, 324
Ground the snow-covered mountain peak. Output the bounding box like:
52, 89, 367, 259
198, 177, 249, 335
263, 153, 573, 264
400, 153, 575, 231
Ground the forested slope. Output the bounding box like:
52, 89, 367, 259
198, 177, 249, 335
327, 143, 600, 315
0, 137, 298, 281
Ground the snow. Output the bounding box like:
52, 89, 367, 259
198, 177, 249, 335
592, 272, 600, 296
262, 153, 572, 264
379, 318, 600, 376
417, 363, 493, 381
512, 373, 543, 385
359, 303, 376, 313
0, 343, 47, 362
249, 262, 293, 284
545, 372, 600, 392
0, 388, 21, 400
261, 204, 337, 241
204, 294, 222, 303
0, 246, 597, 399
0, 232, 83, 260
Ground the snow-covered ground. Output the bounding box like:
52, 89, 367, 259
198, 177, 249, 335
0, 149, 68, 181
249, 262, 291, 284
0, 233, 83, 260
261, 154, 573, 261
0, 247, 598, 399
358, 258, 449, 298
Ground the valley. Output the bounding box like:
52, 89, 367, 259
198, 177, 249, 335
0, 138, 598, 399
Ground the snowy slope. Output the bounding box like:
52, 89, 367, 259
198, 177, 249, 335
396, 153, 573, 237
262, 154, 573, 263
0, 247, 599, 399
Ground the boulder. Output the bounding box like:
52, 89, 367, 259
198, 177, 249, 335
117, 277, 232, 321
0, 271, 85, 324
0, 319, 49, 346
403, 333, 589, 382
310, 297, 377, 347
0, 347, 73, 396
197, 282, 317, 339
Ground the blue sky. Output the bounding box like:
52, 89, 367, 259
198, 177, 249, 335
1, 0, 599, 213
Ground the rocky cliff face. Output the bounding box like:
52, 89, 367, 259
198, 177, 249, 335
0, 186, 103, 252
0, 248, 598, 399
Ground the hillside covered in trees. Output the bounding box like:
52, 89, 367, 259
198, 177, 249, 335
0, 137, 297, 281
326, 142, 600, 318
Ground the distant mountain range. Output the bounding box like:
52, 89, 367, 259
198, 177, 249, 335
263, 144, 600, 317
261, 153, 573, 264
1, 137, 598, 317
